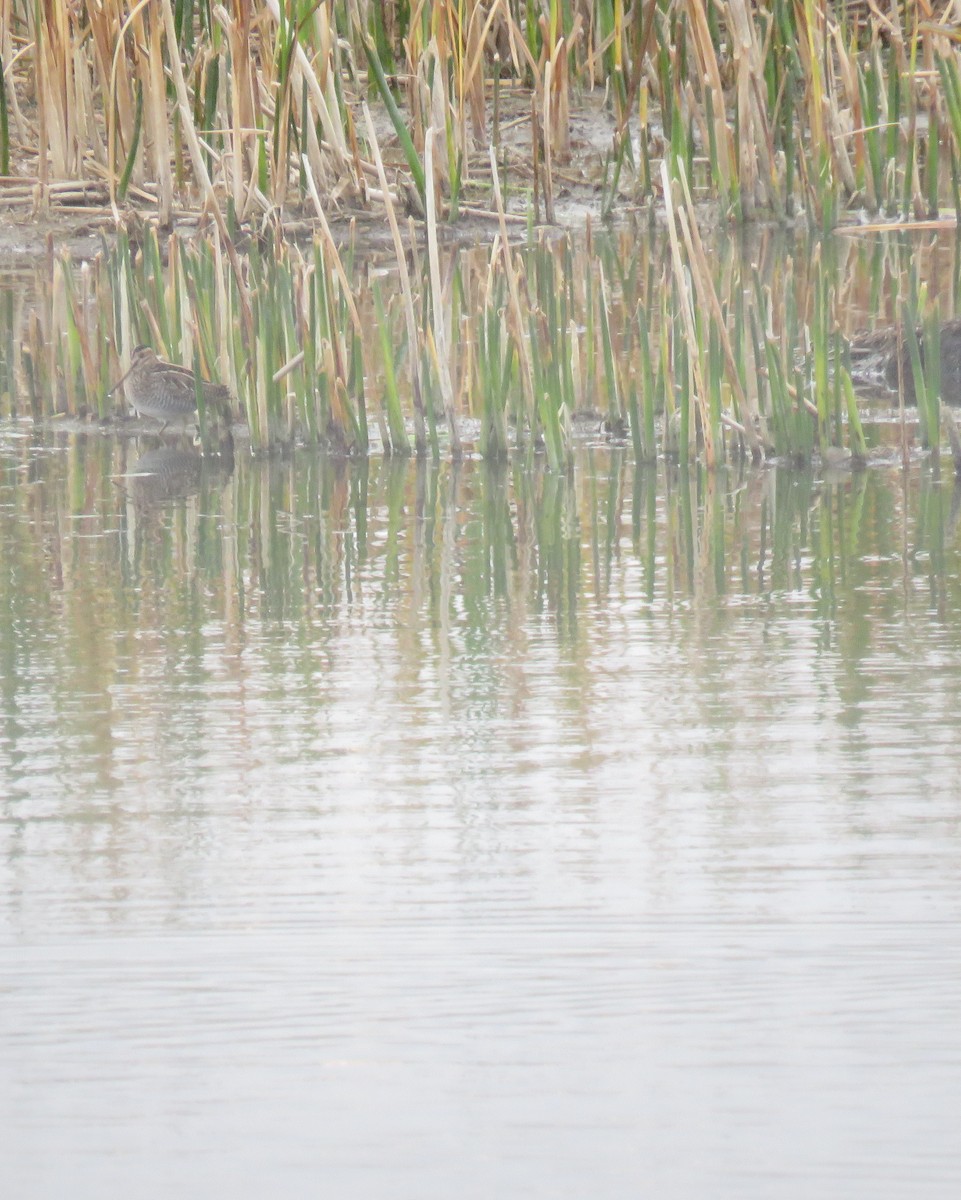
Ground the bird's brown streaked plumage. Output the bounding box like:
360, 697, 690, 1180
111, 345, 232, 432
849, 318, 961, 402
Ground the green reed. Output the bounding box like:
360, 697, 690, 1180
812, 268, 835, 453
859, 48, 893, 215
473, 280, 513, 461
632, 297, 658, 464
902, 278, 941, 452
373, 281, 410, 456
10, 217, 956, 469
598, 264, 623, 436
938, 52, 961, 218
363, 34, 427, 208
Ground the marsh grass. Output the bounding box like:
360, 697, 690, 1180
0, 1, 956, 232
3, 191, 958, 468
902, 274, 942, 451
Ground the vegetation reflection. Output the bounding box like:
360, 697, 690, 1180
2, 434, 960, 647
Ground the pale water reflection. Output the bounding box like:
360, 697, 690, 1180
1, 430, 960, 1198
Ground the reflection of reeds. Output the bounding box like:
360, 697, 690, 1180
8, 436, 957, 663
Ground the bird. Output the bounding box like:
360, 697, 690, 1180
848, 318, 961, 403
109, 344, 232, 433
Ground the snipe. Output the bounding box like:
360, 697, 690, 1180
110, 345, 232, 432
849, 318, 961, 402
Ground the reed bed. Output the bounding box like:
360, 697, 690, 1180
3, 214, 955, 467
2, 2, 959, 474
0, 2, 958, 230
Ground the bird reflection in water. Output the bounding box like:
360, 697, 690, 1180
116, 442, 234, 508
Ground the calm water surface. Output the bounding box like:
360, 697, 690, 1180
2, 429, 960, 1198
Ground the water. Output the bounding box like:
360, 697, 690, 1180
2, 430, 960, 1198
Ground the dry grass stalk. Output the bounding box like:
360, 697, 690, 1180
301, 155, 363, 337
36, 0, 77, 179
159, 0, 254, 352
681, 173, 766, 456
263, 0, 352, 174
688, 0, 734, 198
462, 0, 493, 144
425, 125, 460, 456
0, 0, 956, 240
660, 158, 714, 467
542, 58, 556, 222
144, 5, 173, 225
489, 141, 535, 422
361, 102, 426, 451
725, 0, 781, 212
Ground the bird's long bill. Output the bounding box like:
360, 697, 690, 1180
107, 360, 136, 398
